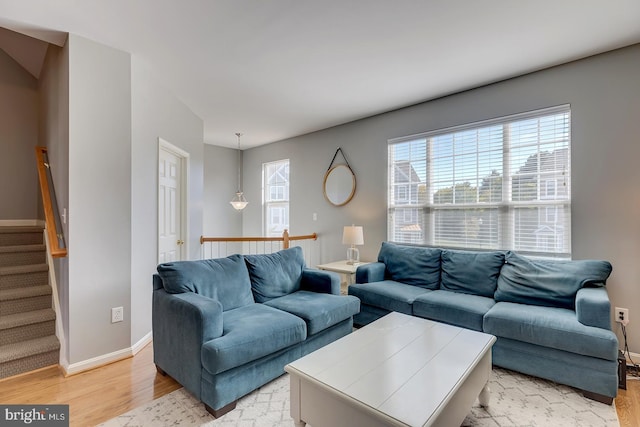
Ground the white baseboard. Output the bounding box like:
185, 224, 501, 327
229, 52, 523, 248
0, 219, 44, 226
62, 332, 153, 376
132, 331, 153, 355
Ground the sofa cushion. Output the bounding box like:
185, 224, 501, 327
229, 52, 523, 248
244, 246, 306, 303
495, 252, 612, 309
201, 303, 306, 375
440, 250, 505, 297
348, 280, 431, 314
156, 254, 254, 311
264, 291, 360, 335
413, 290, 495, 332
377, 242, 441, 289
483, 302, 618, 361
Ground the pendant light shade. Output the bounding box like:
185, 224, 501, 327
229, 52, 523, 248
230, 191, 248, 210
230, 132, 248, 211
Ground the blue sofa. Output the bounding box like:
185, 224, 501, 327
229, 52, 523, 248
152, 246, 360, 416
349, 242, 618, 403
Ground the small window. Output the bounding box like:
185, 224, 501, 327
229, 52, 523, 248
263, 159, 290, 237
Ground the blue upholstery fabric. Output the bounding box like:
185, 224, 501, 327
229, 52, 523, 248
157, 254, 254, 311
152, 274, 163, 290
200, 319, 353, 411
576, 286, 613, 330
201, 303, 306, 375
244, 247, 305, 302
495, 251, 612, 309
264, 291, 360, 335
355, 262, 386, 284
492, 337, 619, 399
483, 302, 618, 361
440, 249, 505, 297
348, 280, 431, 314
201, 347, 298, 411
413, 290, 495, 331
152, 288, 224, 398
353, 305, 391, 327
300, 268, 341, 295
377, 242, 441, 289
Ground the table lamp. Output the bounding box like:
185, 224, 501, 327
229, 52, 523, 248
343, 225, 364, 265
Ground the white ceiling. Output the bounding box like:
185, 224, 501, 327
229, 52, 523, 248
1, 0, 639, 149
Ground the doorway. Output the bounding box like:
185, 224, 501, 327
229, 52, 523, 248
158, 138, 189, 263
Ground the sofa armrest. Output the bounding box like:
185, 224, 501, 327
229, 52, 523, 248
152, 288, 223, 397
301, 268, 341, 295
576, 285, 612, 330
356, 262, 386, 284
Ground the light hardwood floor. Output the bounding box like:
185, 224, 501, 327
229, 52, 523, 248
0, 343, 180, 426
0, 343, 638, 426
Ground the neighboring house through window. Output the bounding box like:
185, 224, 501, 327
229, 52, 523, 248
263, 159, 290, 237
388, 105, 571, 258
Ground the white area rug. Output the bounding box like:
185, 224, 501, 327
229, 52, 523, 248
99, 368, 619, 427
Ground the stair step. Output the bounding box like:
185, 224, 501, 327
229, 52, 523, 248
0, 285, 52, 315
0, 245, 46, 267
0, 335, 60, 379
0, 309, 56, 345
0, 226, 43, 247
0, 264, 49, 290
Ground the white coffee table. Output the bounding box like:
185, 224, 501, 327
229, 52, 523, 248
285, 312, 496, 427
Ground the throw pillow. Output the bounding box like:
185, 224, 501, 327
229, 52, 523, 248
495, 251, 612, 309
440, 249, 505, 297
157, 254, 254, 311
377, 242, 441, 289
244, 246, 305, 302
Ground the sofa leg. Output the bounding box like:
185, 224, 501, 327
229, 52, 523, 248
155, 365, 167, 376
583, 390, 613, 405
205, 401, 237, 418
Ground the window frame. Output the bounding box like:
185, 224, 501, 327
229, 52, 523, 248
387, 105, 571, 258
262, 159, 290, 237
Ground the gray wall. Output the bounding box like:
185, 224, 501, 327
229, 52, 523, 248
0, 49, 39, 220
131, 57, 204, 344
38, 42, 70, 364
203, 144, 242, 237
36, 35, 206, 367
243, 44, 640, 353
67, 34, 132, 363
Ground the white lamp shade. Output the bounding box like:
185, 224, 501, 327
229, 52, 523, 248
342, 225, 364, 246
230, 191, 248, 210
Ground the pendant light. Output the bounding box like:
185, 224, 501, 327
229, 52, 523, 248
230, 132, 248, 210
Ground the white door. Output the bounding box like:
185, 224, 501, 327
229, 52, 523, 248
158, 147, 183, 263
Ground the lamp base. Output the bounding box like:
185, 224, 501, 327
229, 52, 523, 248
346, 247, 360, 265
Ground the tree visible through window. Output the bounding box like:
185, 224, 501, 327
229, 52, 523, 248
263, 159, 290, 237
388, 105, 571, 257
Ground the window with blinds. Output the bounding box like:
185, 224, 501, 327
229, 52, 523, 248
388, 105, 571, 257
263, 159, 290, 237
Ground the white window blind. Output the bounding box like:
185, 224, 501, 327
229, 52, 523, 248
263, 159, 290, 237
388, 105, 571, 257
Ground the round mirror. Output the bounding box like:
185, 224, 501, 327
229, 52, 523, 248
323, 164, 356, 206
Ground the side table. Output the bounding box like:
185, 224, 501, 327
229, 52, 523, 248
316, 260, 370, 295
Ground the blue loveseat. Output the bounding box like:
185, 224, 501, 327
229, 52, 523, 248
349, 242, 619, 403
152, 246, 360, 416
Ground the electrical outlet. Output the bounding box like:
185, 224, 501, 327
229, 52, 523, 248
111, 306, 124, 323
615, 307, 629, 325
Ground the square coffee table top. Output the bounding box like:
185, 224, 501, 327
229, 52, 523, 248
286, 312, 496, 426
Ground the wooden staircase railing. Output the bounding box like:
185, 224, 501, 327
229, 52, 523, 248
35, 147, 67, 258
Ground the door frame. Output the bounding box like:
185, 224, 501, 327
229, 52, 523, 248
158, 138, 190, 262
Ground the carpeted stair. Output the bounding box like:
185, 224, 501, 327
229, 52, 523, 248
0, 225, 60, 379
